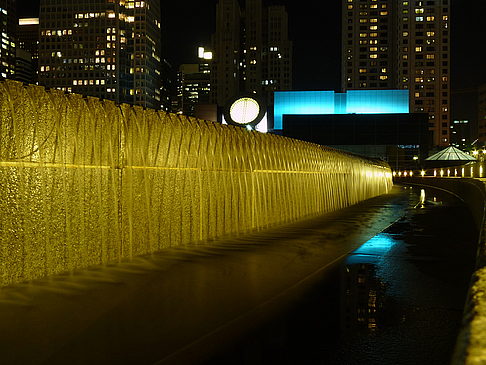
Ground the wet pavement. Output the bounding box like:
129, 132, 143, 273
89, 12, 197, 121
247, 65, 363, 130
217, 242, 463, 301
0, 186, 478, 364
210, 186, 478, 364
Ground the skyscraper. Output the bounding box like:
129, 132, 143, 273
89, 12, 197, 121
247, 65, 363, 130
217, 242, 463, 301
342, 0, 450, 147
211, 0, 292, 126
38, 0, 162, 109
478, 83, 486, 143
175, 47, 212, 117
17, 18, 39, 84
0, 0, 16, 80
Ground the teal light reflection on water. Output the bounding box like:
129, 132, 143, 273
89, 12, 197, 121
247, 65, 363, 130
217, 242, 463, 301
351, 234, 399, 258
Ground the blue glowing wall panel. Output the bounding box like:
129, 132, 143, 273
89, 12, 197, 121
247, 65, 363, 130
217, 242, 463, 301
273, 90, 410, 130
346, 90, 409, 114
274, 91, 335, 130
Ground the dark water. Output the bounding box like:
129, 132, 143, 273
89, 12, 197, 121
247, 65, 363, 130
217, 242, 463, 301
208, 186, 478, 365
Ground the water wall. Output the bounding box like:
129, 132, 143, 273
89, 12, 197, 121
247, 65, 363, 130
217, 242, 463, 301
0, 80, 393, 287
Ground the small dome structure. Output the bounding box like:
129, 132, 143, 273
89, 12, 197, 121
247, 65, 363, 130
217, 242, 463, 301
425, 146, 476, 161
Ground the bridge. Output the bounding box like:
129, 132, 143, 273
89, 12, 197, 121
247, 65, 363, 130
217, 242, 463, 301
0, 80, 484, 364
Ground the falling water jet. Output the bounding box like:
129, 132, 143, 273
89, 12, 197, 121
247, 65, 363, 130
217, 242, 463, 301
0, 80, 393, 287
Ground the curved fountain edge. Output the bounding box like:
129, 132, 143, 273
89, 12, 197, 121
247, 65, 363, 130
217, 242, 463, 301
396, 176, 486, 365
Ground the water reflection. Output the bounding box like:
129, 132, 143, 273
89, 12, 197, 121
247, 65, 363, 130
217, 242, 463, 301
341, 234, 397, 335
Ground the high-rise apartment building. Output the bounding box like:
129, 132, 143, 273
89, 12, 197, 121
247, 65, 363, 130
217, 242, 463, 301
17, 18, 39, 84
342, 0, 450, 147
478, 84, 486, 143
175, 47, 212, 116
0, 0, 16, 80
211, 0, 292, 126
38, 0, 162, 109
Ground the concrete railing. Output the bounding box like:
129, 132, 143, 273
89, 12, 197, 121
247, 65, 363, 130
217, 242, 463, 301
0, 80, 393, 287
395, 175, 486, 365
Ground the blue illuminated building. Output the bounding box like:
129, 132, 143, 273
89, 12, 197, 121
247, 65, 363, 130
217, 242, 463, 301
273, 90, 409, 130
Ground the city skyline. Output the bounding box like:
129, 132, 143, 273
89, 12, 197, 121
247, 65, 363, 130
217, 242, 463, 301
19, 0, 486, 93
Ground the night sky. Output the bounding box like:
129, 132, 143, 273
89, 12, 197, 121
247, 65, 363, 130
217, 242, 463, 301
19, 0, 486, 119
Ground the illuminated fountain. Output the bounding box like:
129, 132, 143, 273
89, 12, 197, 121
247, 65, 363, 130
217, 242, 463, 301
0, 80, 393, 287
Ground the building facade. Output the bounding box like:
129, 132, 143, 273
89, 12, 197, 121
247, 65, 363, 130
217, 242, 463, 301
478, 84, 486, 143
16, 18, 39, 84
0, 0, 16, 80
38, 0, 162, 109
174, 47, 212, 117
211, 0, 292, 127
342, 0, 450, 147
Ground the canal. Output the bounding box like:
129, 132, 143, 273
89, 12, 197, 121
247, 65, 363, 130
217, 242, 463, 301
208, 185, 479, 364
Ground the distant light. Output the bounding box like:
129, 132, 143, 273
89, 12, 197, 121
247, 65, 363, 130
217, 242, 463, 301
198, 47, 205, 58
420, 189, 426, 205
413, 156, 419, 161
19, 18, 39, 26
230, 98, 260, 125
421, 170, 426, 177
203, 52, 213, 60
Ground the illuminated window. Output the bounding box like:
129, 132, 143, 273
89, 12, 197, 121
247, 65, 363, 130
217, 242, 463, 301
426, 54, 435, 59
380, 11, 388, 15
370, 47, 378, 51
370, 54, 378, 58
415, 46, 422, 52
427, 31, 435, 36
380, 75, 388, 80
370, 25, 378, 30
416, 16, 424, 21
415, 8, 424, 13
427, 16, 435, 21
